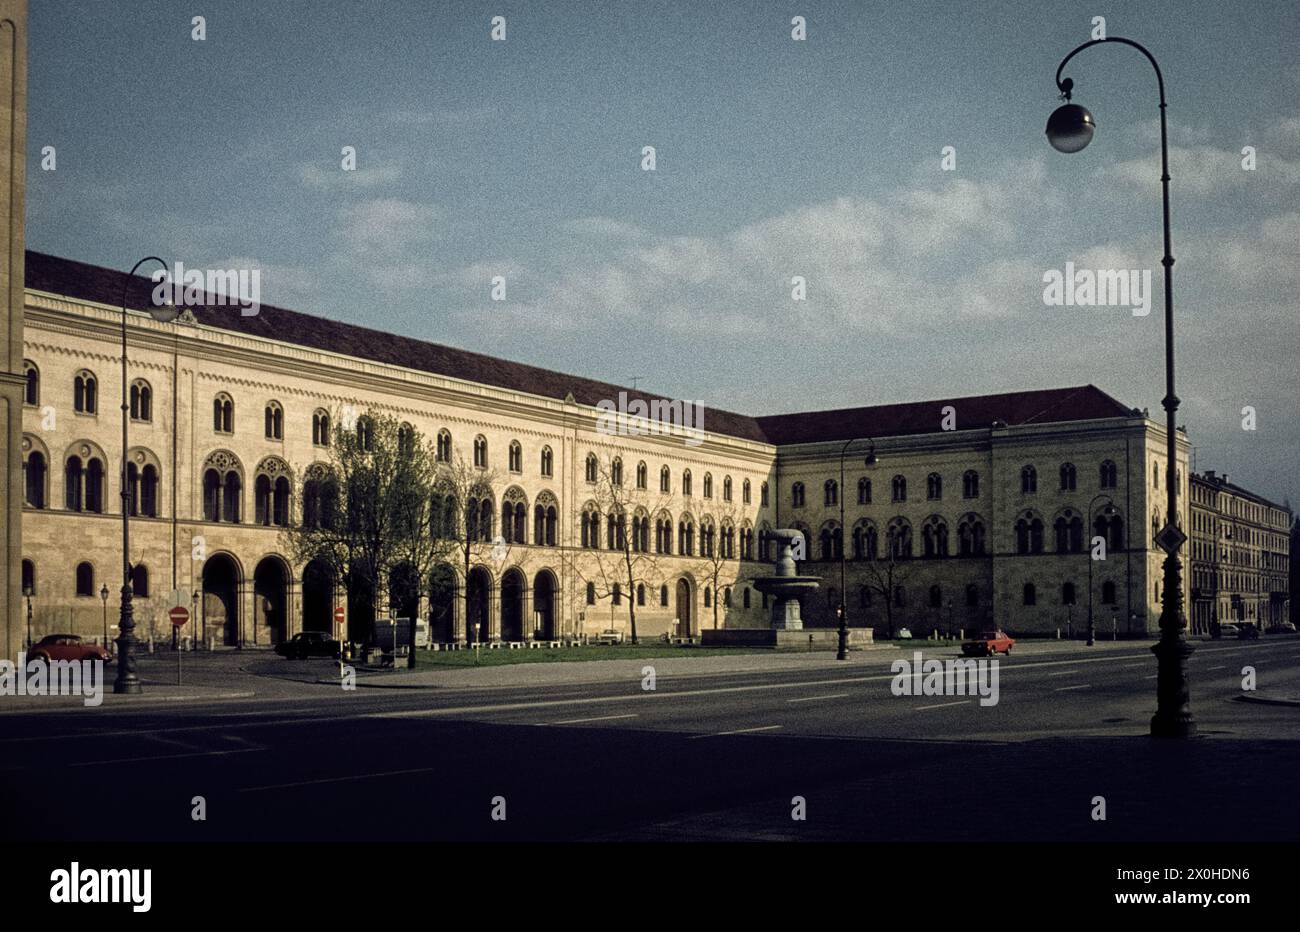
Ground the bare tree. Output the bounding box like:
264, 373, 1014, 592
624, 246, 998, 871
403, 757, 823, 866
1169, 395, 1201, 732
564, 455, 669, 645
432, 454, 516, 647
858, 521, 919, 638
284, 410, 438, 650
695, 501, 741, 631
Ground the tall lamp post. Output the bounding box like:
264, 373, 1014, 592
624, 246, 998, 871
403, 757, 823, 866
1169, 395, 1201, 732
23, 586, 32, 650
1046, 36, 1195, 737
836, 437, 877, 660
114, 257, 177, 694
1086, 494, 1116, 646
99, 583, 109, 649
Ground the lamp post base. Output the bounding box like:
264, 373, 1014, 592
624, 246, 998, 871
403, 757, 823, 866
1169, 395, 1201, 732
1150, 634, 1196, 738
836, 625, 848, 661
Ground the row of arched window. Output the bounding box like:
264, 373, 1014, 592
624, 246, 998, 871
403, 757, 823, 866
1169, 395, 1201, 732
21, 558, 150, 599
1014, 509, 1125, 554
583, 455, 759, 505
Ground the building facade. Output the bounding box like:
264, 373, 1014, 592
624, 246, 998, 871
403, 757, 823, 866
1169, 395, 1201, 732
1190, 470, 1292, 633
12, 251, 1236, 654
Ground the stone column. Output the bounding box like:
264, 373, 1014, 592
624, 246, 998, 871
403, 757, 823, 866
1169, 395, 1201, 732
0, 1, 25, 661
488, 585, 501, 643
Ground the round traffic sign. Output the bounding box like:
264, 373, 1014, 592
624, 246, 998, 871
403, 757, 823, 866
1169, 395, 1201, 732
334, 606, 346, 624
169, 606, 190, 628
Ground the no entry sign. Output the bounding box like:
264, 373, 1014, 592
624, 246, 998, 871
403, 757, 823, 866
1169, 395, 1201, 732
169, 606, 190, 628
334, 606, 346, 625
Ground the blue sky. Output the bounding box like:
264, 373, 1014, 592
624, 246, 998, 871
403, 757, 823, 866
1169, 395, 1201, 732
26, 0, 1300, 505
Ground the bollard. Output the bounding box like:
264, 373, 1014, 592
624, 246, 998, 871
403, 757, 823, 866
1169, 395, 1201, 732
1056, 628, 1060, 639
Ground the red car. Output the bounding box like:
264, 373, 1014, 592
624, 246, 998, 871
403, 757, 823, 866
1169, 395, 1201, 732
28, 634, 112, 663
962, 630, 1015, 657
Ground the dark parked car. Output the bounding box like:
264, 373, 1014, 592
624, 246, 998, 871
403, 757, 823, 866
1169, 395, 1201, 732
962, 630, 1015, 657
27, 634, 111, 663
275, 631, 341, 660
1237, 623, 1260, 640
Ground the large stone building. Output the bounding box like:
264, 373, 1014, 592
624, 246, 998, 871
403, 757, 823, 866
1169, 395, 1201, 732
12, 250, 1222, 654
1189, 470, 1292, 633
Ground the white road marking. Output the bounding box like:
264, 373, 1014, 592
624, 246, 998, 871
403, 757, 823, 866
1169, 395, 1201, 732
240, 767, 437, 793
689, 725, 783, 739
914, 700, 969, 710
787, 693, 851, 703
1207, 665, 1227, 671
1143, 674, 1159, 679
1054, 685, 1091, 691
71, 747, 264, 767
1047, 670, 1079, 677
548, 714, 638, 725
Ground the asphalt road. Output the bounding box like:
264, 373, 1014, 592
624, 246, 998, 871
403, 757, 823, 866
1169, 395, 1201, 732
3, 638, 1298, 842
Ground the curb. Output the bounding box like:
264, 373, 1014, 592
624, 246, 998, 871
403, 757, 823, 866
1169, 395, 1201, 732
0, 689, 257, 714
1234, 694, 1300, 708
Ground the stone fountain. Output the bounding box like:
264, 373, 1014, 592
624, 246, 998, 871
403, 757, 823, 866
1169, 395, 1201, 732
751, 529, 822, 631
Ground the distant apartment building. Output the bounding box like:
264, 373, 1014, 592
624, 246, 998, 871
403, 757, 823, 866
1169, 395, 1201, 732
1189, 470, 1292, 632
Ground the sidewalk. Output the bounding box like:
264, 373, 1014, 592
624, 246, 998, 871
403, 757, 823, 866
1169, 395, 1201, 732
324, 636, 1157, 691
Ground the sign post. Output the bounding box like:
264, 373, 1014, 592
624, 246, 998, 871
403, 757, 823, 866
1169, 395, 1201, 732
169, 605, 190, 685
334, 606, 346, 674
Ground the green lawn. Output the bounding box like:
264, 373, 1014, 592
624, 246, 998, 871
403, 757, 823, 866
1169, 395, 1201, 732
412, 643, 769, 668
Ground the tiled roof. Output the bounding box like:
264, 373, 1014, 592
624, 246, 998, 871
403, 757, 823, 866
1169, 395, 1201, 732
754, 385, 1136, 445
24, 251, 1135, 447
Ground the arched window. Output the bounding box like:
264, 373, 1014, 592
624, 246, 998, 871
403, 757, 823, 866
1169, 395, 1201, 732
682, 470, 693, 497
73, 370, 97, 414
963, 470, 979, 499
761, 482, 769, 507
581, 504, 600, 549
660, 465, 671, 493
1023, 583, 1037, 606
223, 470, 241, 522
612, 583, 621, 606
585, 454, 598, 483
508, 441, 522, 473
891, 475, 907, 503
611, 457, 623, 487
212, 393, 233, 433
131, 564, 149, 598
75, 562, 94, 597
1153, 460, 1160, 489
265, 401, 283, 440
1062, 582, 1076, 605
22, 558, 35, 595
678, 516, 695, 556
1054, 510, 1083, 553
958, 515, 986, 556
742, 478, 751, 504
858, 477, 872, 505
23, 360, 39, 406
926, 473, 942, 501
1099, 459, 1118, 489
1021, 465, 1037, 494
1060, 462, 1077, 491
356, 416, 375, 452
637, 584, 646, 607
723, 476, 733, 502
824, 479, 838, 506
1102, 580, 1117, 604
64, 455, 83, 511
502, 488, 527, 544
586, 582, 596, 605
130, 379, 152, 422
852, 520, 879, 560
965, 584, 978, 607
655, 512, 674, 554
397, 423, 415, 455
703, 473, 713, 499
819, 522, 842, 561
703, 587, 711, 609
84, 457, 105, 513
791, 481, 804, 507
922, 517, 949, 557
1095, 512, 1124, 552
636, 461, 648, 490
928, 584, 942, 608
24, 448, 47, 509
606, 508, 626, 551
887, 518, 912, 559
312, 409, 331, 446
534, 491, 558, 546
539, 445, 553, 477
473, 435, 488, 468
125, 459, 161, 518
1015, 512, 1044, 554
724, 587, 732, 608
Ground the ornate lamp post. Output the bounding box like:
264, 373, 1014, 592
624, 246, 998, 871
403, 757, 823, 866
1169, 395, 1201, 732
1086, 494, 1116, 646
99, 583, 109, 649
114, 257, 177, 694
23, 585, 32, 650
1046, 37, 1195, 737
836, 438, 876, 660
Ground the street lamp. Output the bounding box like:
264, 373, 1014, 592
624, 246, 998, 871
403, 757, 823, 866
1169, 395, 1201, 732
114, 257, 177, 695
23, 586, 32, 650
1086, 494, 1116, 646
1047, 36, 1195, 737
837, 438, 877, 660
100, 583, 109, 649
